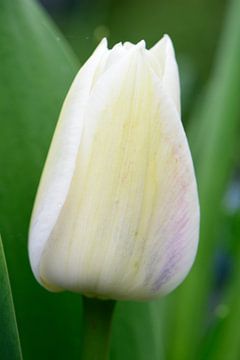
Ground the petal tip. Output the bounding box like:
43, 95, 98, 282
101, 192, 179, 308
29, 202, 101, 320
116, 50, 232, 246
136, 39, 146, 49
151, 34, 174, 53
99, 37, 108, 49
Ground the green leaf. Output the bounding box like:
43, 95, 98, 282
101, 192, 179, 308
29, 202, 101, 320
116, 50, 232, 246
0, 235, 22, 360
111, 300, 166, 360
204, 213, 240, 360
165, 0, 240, 359
0, 0, 83, 359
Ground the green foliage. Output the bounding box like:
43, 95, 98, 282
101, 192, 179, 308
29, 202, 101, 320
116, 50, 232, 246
206, 213, 240, 360
111, 300, 166, 360
0, 236, 22, 360
0, 0, 82, 359
166, 0, 240, 358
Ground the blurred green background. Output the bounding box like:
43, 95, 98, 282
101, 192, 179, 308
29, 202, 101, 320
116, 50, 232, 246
0, 0, 240, 359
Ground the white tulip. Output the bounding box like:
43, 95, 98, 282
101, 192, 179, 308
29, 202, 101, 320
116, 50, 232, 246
28, 35, 200, 300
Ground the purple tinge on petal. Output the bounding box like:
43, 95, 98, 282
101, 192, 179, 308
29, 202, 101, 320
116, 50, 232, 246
149, 207, 195, 292
152, 246, 182, 291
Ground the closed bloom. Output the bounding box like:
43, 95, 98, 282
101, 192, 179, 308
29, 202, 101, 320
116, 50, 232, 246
29, 36, 199, 300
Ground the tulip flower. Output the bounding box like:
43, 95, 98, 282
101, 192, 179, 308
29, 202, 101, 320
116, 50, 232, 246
28, 35, 199, 301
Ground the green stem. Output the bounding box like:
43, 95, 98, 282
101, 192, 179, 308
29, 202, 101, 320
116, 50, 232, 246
81, 296, 116, 360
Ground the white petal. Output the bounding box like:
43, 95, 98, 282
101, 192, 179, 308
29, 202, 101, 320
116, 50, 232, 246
123, 41, 134, 49
150, 34, 181, 113
93, 40, 146, 80
38, 48, 199, 299
137, 69, 199, 297
28, 38, 108, 282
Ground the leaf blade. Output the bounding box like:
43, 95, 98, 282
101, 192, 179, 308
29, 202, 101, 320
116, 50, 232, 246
0, 0, 82, 359
0, 235, 22, 360
165, 0, 240, 358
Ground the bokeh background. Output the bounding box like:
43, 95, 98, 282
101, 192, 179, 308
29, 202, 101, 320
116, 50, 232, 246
39, 0, 227, 119
0, 0, 240, 359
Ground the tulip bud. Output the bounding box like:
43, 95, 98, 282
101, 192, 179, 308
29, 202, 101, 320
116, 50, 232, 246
28, 36, 199, 300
